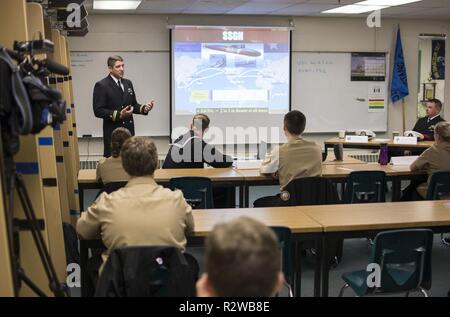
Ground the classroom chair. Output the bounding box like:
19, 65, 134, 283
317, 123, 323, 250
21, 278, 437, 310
338, 229, 433, 297
426, 170, 450, 200
95, 246, 197, 297
169, 176, 213, 209
271, 226, 293, 297
425, 171, 450, 246
343, 171, 386, 203
94, 181, 128, 200
282, 177, 343, 267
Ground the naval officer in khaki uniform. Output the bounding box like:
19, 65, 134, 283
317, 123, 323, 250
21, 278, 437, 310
96, 127, 132, 184
254, 110, 322, 207
77, 136, 194, 270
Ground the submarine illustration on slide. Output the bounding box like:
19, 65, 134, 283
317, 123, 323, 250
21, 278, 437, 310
204, 44, 261, 57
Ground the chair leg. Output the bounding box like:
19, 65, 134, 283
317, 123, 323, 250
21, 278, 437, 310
419, 288, 428, 297
441, 234, 450, 247
285, 282, 294, 297
338, 284, 350, 297
331, 256, 339, 268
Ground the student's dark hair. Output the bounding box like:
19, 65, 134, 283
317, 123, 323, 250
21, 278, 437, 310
205, 217, 281, 297
107, 55, 123, 68
121, 137, 158, 176
192, 113, 210, 132
111, 127, 132, 158
428, 98, 442, 111
284, 110, 306, 135
435, 121, 450, 143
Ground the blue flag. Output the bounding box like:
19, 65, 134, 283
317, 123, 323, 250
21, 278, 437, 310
391, 28, 409, 103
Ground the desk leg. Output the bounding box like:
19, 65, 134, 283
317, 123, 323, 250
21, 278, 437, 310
320, 236, 330, 297
293, 241, 301, 297
340, 181, 345, 200
80, 240, 89, 297
314, 236, 323, 297
392, 178, 401, 202
244, 184, 249, 208
239, 184, 244, 208
324, 144, 332, 160
78, 185, 84, 212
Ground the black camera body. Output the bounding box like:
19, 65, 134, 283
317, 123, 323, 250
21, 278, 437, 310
0, 38, 71, 298
14, 39, 54, 54
0, 39, 68, 156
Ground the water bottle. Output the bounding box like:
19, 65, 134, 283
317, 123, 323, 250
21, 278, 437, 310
379, 143, 388, 165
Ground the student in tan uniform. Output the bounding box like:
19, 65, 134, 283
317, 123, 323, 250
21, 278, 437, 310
253, 110, 322, 207
196, 217, 284, 297
407, 121, 450, 246
96, 127, 131, 184
406, 121, 450, 200
77, 136, 195, 272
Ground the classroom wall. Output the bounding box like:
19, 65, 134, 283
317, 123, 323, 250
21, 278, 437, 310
68, 14, 450, 160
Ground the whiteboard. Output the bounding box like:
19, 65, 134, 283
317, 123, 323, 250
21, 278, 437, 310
70, 51, 170, 137
291, 52, 388, 133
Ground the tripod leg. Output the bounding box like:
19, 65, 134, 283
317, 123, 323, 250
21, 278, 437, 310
17, 269, 47, 297
4, 168, 21, 296
15, 174, 68, 297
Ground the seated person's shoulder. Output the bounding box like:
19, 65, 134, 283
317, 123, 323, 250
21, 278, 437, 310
300, 139, 321, 151
97, 157, 107, 166
157, 185, 186, 201
96, 157, 108, 180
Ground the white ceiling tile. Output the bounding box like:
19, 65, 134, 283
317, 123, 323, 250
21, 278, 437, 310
395, 0, 450, 8
246, 0, 306, 3
379, 5, 431, 15
408, 6, 450, 18
273, 3, 342, 14
85, 0, 450, 18
138, 0, 196, 10
228, 2, 297, 14
184, 0, 248, 10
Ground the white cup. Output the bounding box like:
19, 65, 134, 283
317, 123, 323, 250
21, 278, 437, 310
338, 130, 346, 139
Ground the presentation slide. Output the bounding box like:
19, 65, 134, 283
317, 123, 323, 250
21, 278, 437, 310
171, 26, 290, 143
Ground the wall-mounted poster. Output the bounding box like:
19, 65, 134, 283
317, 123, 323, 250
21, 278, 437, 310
431, 39, 445, 80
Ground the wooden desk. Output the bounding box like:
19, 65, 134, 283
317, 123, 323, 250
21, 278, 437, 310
78, 167, 244, 184
324, 137, 434, 157
155, 167, 244, 183
239, 164, 426, 206
79, 164, 426, 210
321, 163, 418, 178
79, 201, 450, 297
78, 168, 246, 210
193, 207, 322, 236
301, 200, 450, 297
80, 206, 324, 297
322, 153, 366, 165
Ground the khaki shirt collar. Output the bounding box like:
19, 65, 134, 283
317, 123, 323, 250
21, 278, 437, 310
287, 135, 303, 144
436, 141, 450, 150
125, 176, 158, 188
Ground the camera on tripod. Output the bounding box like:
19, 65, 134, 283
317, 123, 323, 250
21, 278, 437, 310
13, 38, 55, 54
0, 37, 70, 297
0, 37, 68, 152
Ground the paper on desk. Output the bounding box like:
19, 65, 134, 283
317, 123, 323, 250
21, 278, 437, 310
373, 138, 391, 142
235, 160, 262, 169
390, 156, 419, 165
336, 167, 355, 171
